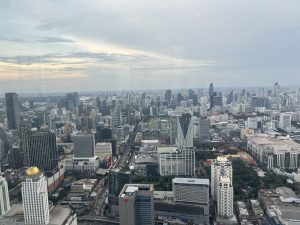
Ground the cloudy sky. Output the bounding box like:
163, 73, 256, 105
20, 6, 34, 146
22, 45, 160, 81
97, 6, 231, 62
0, 0, 300, 92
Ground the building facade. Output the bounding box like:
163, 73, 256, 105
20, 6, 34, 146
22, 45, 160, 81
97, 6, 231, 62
211, 156, 232, 200
217, 176, 234, 218
177, 113, 193, 148
173, 178, 209, 205
119, 184, 154, 225
22, 167, 49, 224
5, 92, 20, 130
21, 127, 58, 172
0, 176, 10, 217
158, 147, 195, 176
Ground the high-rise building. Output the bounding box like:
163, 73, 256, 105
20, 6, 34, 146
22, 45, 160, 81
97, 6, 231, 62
119, 184, 154, 225
198, 118, 211, 143
169, 115, 178, 145
209, 83, 214, 109
212, 93, 222, 109
211, 156, 232, 200
66, 92, 79, 111
108, 168, 132, 206
73, 133, 95, 158
279, 113, 291, 131
158, 147, 195, 176
21, 127, 58, 172
0, 176, 10, 217
5, 93, 20, 130
111, 97, 122, 140
22, 167, 49, 224
7, 146, 23, 169
172, 178, 209, 205
177, 113, 193, 148
217, 176, 234, 218
112, 97, 122, 128
273, 82, 280, 97
165, 89, 171, 106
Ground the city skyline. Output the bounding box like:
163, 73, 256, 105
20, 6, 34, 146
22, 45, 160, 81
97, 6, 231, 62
1, 0, 300, 92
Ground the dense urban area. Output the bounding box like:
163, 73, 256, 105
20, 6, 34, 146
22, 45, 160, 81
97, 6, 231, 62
1, 82, 300, 225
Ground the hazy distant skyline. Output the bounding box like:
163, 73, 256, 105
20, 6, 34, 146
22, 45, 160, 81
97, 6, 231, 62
1, 0, 300, 92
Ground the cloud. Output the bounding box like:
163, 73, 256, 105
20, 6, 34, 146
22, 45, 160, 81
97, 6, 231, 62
38, 36, 74, 43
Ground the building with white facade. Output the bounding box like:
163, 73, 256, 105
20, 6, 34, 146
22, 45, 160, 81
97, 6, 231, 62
211, 156, 232, 200
158, 147, 195, 176
217, 176, 234, 218
246, 133, 300, 169
172, 178, 209, 205
0, 176, 10, 217
21, 167, 49, 224
279, 113, 291, 131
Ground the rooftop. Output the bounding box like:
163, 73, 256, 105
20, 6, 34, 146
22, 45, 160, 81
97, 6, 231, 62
173, 178, 209, 186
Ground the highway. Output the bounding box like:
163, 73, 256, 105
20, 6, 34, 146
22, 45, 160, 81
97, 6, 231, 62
79, 123, 139, 223
78, 216, 119, 224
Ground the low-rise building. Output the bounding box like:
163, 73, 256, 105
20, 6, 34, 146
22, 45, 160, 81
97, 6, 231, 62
259, 188, 300, 225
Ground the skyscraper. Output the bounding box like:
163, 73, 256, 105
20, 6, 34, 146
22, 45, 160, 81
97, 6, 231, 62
0, 176, 10, 217
73, 133, 95, 158
211, 156, 232, 200
211, 156, 234, 220
165, 89, 171, 106
217, 176, 234, 218
111, 97, 122, 128
198, 118, 211, 143
66, 92, 79, 111
111, 97, 122, 140
279, 113, 291, 131
177, 113, 193, 148
5, 93, 20, 130
21, 127, 58, 172
108, 168, 132, 207
22, 167, 49, 224
209, 83, 214, 109
119, 184, 154, 225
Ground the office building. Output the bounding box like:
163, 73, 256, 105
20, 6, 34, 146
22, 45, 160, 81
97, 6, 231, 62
21, 127, 58, 172
198, 118, 211, 143
177, 113, 193, 148
279, 113, 291, 131
211, 156, 232, 200
173, 178, 209, 205
165, 89, 171, 106
73, 133, 95, 158
170, 115, 178, 145
119, 184, 154, 225
209, 83, 214, 109
154, 179, 209, 225
66, 92, 79, 111
108, 168, 132, 207
0, 176, 10, 217
247, 117, 258, 129
22, 167, 49, 224
7, 146, 23, 169
112, 97, 122, 129
217, 176, 234, 218
246, 133, 300, 169
5, 93, 20, 130
212, 95, 223, 108
158, 147, 195, 176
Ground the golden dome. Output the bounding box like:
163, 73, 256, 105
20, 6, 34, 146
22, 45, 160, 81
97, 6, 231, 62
26, 167, 41, 176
